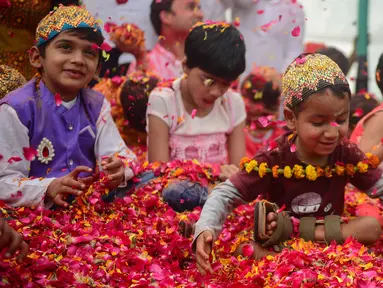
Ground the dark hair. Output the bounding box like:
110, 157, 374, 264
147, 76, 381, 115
376, 53, 383, 95
349, 93, 379, 129
120, 72, 160, 132
185, 23, 246, 82
150, 0, 173, 35
317, 47, 349, 75
38, 28, 105, 66
292, 84, 351, 116
241, 73, 280, 111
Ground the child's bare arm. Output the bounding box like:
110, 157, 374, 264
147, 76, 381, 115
147, 115, 170, 163
358, 112, 383, 160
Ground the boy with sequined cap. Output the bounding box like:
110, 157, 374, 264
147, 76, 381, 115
193, 53, 383, 275
0, 6, 136, 208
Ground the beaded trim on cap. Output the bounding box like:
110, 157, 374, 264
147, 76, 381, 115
35, 5, 101, 47
282, 53, 349, 109
0, 65, 27, 99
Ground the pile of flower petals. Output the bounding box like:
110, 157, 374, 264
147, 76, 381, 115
1, 161, 383, 287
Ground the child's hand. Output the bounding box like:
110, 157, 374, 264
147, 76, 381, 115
101, 156, 125, 190
195, 230, 214, 275
46, 166, 93, 207
0, 218, 29, 262
219, 164, 239, 181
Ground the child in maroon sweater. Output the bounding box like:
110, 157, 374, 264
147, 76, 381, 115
193, 53, 383, 275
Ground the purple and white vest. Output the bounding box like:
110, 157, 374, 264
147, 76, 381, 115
0, 79, 104, 178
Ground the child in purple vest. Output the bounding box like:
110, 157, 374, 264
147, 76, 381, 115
0, 6, 136, 208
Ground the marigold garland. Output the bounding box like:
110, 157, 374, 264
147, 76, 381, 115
240, 154, 379, 181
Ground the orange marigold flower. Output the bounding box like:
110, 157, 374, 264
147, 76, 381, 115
240, 157, 251, 170
324, 166, 332, 178
316, 166, 324, 177
335, 165, 345, 176
346, 164, 355, 176
366, 153, 379, 168
272, 165, 279, 178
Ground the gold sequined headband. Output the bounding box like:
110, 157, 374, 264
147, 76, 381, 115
0, 66, 27, 99
283, 53, 350, 109
36, 5, 101, 46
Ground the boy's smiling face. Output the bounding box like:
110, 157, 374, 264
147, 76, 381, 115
30, 30, 100, 100
285, 88, 350, 163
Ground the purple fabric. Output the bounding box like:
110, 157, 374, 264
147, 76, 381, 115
0, 79, 104, 178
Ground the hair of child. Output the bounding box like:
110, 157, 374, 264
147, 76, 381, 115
241, 73, 280, 111
349, 93, 379, 129
120, 71, 160, 133
185, 21, 246, 82
376, 53, 383, 95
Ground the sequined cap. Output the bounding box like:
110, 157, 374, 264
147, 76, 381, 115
282, 53, 349, 109
0, 65, 27, 99
35, 5, 101, 47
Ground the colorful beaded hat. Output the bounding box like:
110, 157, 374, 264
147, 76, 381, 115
0, 65, 27, 99
282, 53, 350, 109
35, 5, 101, 47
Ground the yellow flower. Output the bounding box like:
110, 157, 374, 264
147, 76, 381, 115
240, 157, 251, 170
284, 166, 292, 178
305, 165, 317, 181
272, 165, 279, 178
357, 161, 368, 173
293, 165, 305, 179
335, 165, 345, 176
245, 160, 258, 174
258, 162, 268, 178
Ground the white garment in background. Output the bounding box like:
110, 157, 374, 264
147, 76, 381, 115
229, 0, 305, 77
0, 98, 136, 208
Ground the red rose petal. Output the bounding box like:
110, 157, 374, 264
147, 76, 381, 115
291, 26, 301, 37
23, 147, 38, 161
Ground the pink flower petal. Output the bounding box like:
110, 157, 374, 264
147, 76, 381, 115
291, 26, 301, 37
91, 43, 100, 50
54, 93, 62, 106
241, 244, 254, 257
258, 116, 270, 127
191, 109, 197, 119
353, 108, 363, 117
23, 147, 38, 161
100, 42, 112, 52
7, 156, 22, 164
